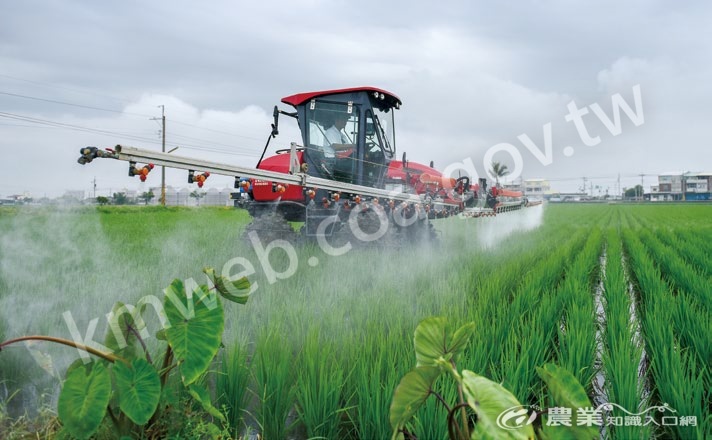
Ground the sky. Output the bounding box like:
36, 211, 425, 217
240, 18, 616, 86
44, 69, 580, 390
1, 0, 711, 198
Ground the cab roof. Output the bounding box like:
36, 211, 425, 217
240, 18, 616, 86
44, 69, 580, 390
281, 86, 401, 108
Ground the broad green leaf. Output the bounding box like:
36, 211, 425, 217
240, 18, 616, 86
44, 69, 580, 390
450, 322, 476, 357
188, 383, 227, 422
114, 358, 161, 425
203, 267, 251, 304
414, 317, 449, 366
461, 370, 534, 440
414, 317, 474, 366
536, 363, 598, 440
164, 279, 224, 385
389, 366, 440, 439
104, 301, 146, 359
536, 363, 591, 413
64, 358, 85, 378
58, 363, 111, 439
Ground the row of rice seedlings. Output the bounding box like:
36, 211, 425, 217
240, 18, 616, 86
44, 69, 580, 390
622, 227, 711, 439
350, 321, 411, 440
294, 329, 346, 440
489, 227, 592, 402
215, 339, 251, 437
622, 204, 707, 228
634, 230, 712, 391
601, 227, 649, 439
656, 227, 711, 277
251, 327, 298, 439
634, 228, 712, 348
452, 205, 591, 366
637, 228, 712, 310
555, 226, 602, 394
675, 227, 712, 256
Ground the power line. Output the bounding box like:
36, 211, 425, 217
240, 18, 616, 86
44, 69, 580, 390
0, 111, 262, 158
0, 73, 137, 105
1, 89, 267, 141
0, 90, 153, 117
0, 111, 162, 144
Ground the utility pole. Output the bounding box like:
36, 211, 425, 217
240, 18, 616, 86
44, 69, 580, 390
92, 177, 97, 199
160, 106, 166, 206
639, 173, 644, 201
152, 106, 167, 206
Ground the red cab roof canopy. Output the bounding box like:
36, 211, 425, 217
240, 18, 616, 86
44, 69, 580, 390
281, 86, 401, 108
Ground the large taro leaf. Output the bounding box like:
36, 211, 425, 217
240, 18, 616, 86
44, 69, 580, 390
104, 301, 146, 359
536, 363, 598, 440
114, 358, 161, 425
414, 317, 475, 367
164, 279, 224, 385
389, 366, 440, 439
450, 321, 476, 357
461, 370, 534, 440
203, 267, 251, 305
58, 362, 111, 439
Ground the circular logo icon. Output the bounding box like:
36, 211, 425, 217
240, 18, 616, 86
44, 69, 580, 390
496, 405, 538, 430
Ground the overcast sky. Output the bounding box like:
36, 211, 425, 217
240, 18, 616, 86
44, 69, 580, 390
1, 0, 711, 198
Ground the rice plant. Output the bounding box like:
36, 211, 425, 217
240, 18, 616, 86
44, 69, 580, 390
215, 340, 251, 437
601, 228, 649, 439
294, 330, 345, 440
622, 228, 711, 439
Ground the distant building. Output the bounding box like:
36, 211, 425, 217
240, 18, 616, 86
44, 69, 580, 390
650, 172, 712, 201
0, 193, 33, 205
683, 172, 711, 201
523, 179, 552, 197
546, 193, 589, 202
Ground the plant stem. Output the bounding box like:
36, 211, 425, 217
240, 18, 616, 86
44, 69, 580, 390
0, 335, 125, 364
453, 361, 470, 439
431, 390, 452, 413
126, 322, 153, 364
447, 403, 469, 440
107, 405, 121, 433
159, 345, 173, 388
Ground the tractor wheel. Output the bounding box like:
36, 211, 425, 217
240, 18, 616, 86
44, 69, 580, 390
325, 205, 438, 250
242, 210, 299, 245
327, 205, 399, 250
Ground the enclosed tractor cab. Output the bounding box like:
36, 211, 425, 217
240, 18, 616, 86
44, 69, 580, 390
242, 87, 476, 243
249, 88, 397, 215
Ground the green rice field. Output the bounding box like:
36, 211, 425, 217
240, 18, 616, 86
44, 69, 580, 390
0, 203, 710, 438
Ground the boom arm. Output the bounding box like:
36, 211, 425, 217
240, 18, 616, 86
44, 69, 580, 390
78, 144, 431, 204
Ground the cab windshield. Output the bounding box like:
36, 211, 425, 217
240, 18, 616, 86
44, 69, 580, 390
373, 106, 395, 156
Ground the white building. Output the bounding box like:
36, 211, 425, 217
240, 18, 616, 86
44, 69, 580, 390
524, 179, 551, 196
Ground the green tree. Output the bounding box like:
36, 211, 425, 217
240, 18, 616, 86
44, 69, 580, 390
96, 196, 109, 205
112, 192, 129, 205
624, 185, 643, 200
139, 191, 155, 205
490, 161, 509, 186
